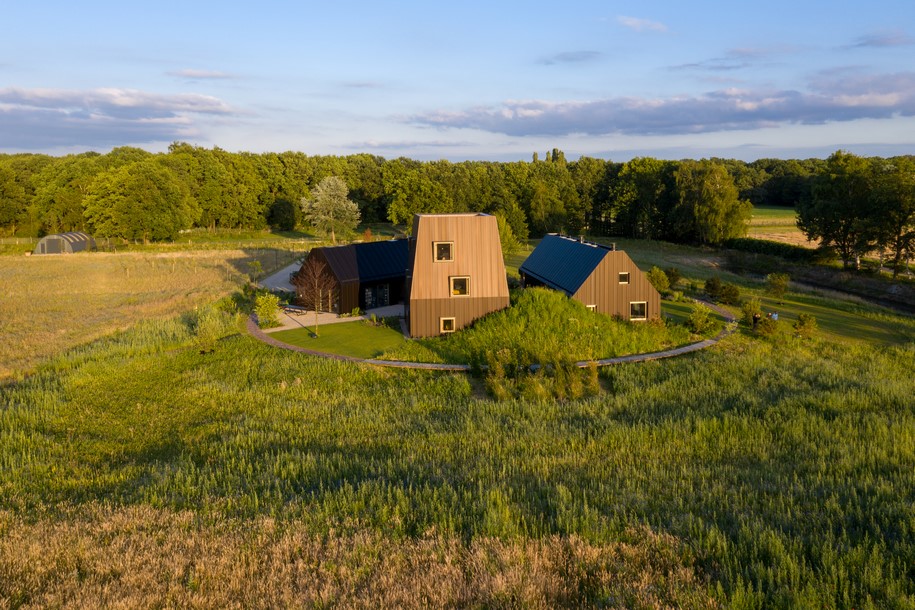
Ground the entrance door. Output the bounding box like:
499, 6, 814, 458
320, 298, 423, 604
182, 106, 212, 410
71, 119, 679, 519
364, 284, 390, 309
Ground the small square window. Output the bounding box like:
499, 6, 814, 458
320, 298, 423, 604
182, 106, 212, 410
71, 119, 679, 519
450, 276, 469, 296
630, 301, 647, 320
434, 242, 453, 262
440, 317, 456, 333
619, 272, 630, 285
586, 304, 597, 311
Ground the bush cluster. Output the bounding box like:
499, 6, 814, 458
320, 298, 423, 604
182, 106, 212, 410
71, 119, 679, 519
704, 276, 741, 305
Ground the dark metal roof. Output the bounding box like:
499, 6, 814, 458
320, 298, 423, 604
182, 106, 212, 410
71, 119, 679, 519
354, 239, 409, 282
312, 239, 409, 285
519, 234, 612, 295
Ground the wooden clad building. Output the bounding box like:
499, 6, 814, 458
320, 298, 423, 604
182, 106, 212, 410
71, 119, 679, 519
519, 234, 660, 321
301, 239, 409, 313
406, 213, 510, 338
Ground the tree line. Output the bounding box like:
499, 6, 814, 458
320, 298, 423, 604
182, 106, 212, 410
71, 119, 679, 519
0, 144, 911, 261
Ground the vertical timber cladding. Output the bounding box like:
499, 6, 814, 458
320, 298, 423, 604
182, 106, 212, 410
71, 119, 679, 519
573, 250, 661, 320
408, 213, 510, 338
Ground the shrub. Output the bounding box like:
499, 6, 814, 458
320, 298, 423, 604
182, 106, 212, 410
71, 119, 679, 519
741, 298, 763, 328
687, 303, 713, 334
704, 276, 722, 300
794, 313, 818, 339
755, 316, 778, 337
647, 266, 670, 293
766, 273, 791, 303
717, 282, 741, 305
664, 267, 682, 288
254, 293, 281, 329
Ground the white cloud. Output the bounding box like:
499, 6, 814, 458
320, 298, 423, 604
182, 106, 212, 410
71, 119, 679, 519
617, 16, 668, 33
0, 87, 235, 149
408, 72, 915, 137
167, 69, 235, 80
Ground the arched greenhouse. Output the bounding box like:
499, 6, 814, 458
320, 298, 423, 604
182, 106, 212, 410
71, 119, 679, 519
33, 232, 97, 255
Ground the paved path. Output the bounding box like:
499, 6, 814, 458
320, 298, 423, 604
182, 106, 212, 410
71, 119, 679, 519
247, 300, 737, 372
259, 261, 301, 293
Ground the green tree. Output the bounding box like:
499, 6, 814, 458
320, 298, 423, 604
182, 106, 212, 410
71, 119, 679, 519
797, 151, 875, 270
674, 160, 751, 245
609, 157, 673, 239
870, 157, 915, 277
301, 176, 361, 243
83, 159, 200, 242
0, 163, 26, 233
384, 167, 452, 232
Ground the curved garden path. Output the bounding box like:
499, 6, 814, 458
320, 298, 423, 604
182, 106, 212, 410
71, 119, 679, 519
246, 301, 737, 371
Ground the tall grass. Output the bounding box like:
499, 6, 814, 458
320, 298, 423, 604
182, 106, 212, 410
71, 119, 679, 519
2, 307, 914, 607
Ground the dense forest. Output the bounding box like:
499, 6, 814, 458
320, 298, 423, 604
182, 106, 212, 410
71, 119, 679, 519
1, 145, 912, 266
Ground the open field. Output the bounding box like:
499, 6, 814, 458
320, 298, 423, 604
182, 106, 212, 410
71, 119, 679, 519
2, 236, 914, 608
0, 247, 297, 381
746, 205, 817, 248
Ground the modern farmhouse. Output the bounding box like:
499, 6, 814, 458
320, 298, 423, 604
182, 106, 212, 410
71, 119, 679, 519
519, 234, 660, 321
406, 213, 510, 338
299, 239, 409, 313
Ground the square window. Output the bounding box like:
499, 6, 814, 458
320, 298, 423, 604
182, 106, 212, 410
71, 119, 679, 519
619, 272, 630, 285
450, 276, 469, 296
630, 301, 647, 320
440, 317, 456, 333
586, 304, 597, 311
434, 242, 453, 262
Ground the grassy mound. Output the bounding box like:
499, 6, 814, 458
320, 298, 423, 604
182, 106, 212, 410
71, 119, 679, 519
381, 287, 704, 366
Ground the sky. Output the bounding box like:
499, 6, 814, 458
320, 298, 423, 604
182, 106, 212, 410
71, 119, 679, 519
1, 1, 914, 162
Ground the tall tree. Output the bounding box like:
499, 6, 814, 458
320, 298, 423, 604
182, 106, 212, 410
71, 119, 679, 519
83, 159, 199, 242
674, 160, 751, 245
608, 157, 673, 239
302, 176, 360, 243
798, 151, 875, 269
870, 156, 915, 277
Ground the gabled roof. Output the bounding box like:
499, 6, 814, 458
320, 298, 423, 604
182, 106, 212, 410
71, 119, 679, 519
354, 239, 409, 282
315, 239, 409, 284
519, 234, 614, 295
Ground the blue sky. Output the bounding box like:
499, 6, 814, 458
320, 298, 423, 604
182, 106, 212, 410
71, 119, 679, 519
2, 1, 914, 161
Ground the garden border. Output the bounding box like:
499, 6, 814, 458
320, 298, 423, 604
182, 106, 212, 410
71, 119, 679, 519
245, 301, 737, 371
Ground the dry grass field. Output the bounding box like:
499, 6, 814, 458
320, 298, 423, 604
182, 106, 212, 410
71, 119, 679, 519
0, 248, 292, 381
0, 505, 716, 609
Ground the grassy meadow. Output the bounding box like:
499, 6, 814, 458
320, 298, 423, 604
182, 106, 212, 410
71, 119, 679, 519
0, 242, 301, 381
746, 205, 816, 247
1, 236, 914, 608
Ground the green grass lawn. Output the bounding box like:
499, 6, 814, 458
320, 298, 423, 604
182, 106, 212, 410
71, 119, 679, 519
749, 205, 798, 224
270, 320, 407, 358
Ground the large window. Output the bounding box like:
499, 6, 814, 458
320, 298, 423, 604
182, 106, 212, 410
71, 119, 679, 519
618, 272, 630, 285
630, 301, 647, 320
440, 317, 456, 333
434, 241, 453, 262
450, 276, 470, 296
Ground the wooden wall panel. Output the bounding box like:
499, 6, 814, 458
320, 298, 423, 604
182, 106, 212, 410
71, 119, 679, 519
408, 214, 510, 337
573, 251, 660, 320
408, 296, 510, 338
